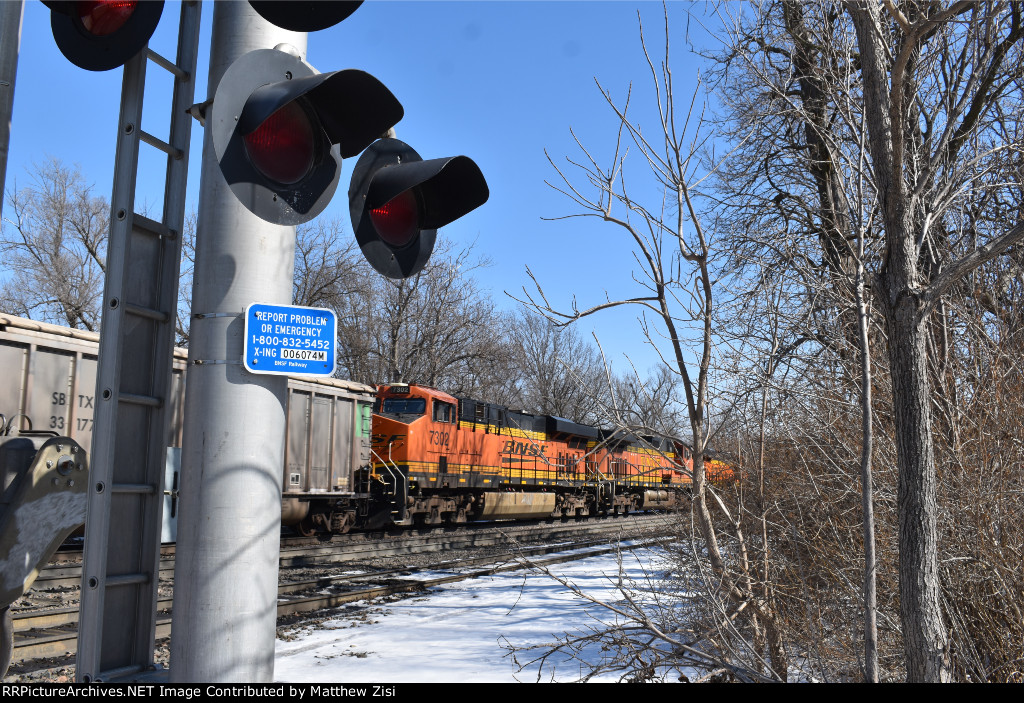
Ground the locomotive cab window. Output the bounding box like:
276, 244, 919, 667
380, 397, 426, 415
432, 400, 455, 423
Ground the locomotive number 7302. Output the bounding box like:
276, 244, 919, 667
429, 430, 450, 448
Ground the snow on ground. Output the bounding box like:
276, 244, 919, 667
273, 546, 677, 683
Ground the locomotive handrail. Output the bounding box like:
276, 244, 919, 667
369, 446, 401, 486
385, 442, 411, 522
369, 444, 408, 522
373, 446, 400, 487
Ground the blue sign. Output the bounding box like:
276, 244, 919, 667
243, 303, 336, 377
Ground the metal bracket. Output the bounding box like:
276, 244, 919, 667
186, 98, 211, 126
191, 311, 244, 365
192, 311, 242, 319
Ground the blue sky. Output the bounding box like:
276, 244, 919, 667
4, 0, 720, 376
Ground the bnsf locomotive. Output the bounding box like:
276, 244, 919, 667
343, 383, 730, 530
0, 314, 733, 537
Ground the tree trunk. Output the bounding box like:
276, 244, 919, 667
856, 253, 879, 682
848, 3, 951, 679
885, 291, 950, 681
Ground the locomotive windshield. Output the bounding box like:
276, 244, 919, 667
379, 397, 426, 415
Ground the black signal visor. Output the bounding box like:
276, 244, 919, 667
365, 156, 489, 231
238, 71, 403, 159
45, 0, 164, 72
212, 49, 405, 226
349, 137, 489, 279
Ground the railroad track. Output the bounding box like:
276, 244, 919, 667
8, 515, 675, 674
33, 515, 673, 588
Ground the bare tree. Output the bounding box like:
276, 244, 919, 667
508, 308, 605, 424
291, 218, 369, 312
707, 0, 1024, 681
505, 543, 779, 683
174, 211, 196, 346
1, 158, 108, 330
609, 363, 687, 437
517, 6, 789, 680
845, 2, 1024, 681
332, 237, 518, 399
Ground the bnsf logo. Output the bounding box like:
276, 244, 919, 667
372, 433, 405, 445
501, 440, 547, 457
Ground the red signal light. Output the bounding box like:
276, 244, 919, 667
243, 102, 316, 186
350, 139, 488, 279
369, 191, 419, 247
77, 0, 137, 37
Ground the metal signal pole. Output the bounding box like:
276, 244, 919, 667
0, 0, 23, 223
169, 3, 305, 682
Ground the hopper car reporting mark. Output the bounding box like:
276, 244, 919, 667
0, 314, 735, 536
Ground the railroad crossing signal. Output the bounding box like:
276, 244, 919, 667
44, 0, 164, 72
217, 1, 489, 272
208, 1, 404, 225
210, 48, 403, 226
348, 138, 489, 279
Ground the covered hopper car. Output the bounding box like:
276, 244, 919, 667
0, 314, 373, 538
